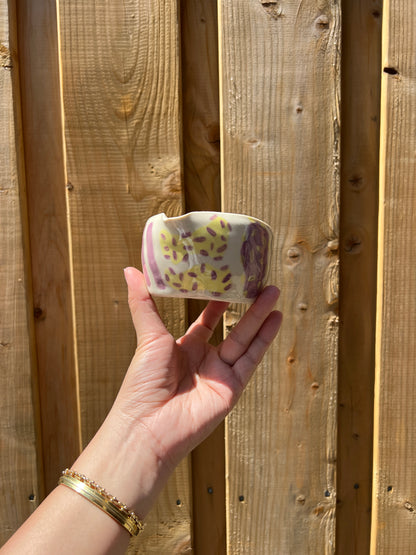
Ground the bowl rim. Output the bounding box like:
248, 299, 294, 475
153, 211, 273, 233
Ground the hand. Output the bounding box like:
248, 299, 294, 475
0, 267, 281, 555
114, 267, 282, 471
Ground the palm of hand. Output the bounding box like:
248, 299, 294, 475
118, 267, 282, 467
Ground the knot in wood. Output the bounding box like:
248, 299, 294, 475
313, 504, 324, 517
34, 307, 45, 320
315, 15, 330, 29
225, 310, 239, 332
404, 501, 414, 512
286, 246, 301, 264
348, 175, 364, 191
259, 0, 283, 19
327, 239, 338, 253
343, 233, 362, 254
0, 43, 12, 69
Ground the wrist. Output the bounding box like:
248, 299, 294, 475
70, 408, 172, 520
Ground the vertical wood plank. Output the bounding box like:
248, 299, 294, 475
57, 1, 192, 551
0, 0, 41, 543
181, 0, 221, 213
219, 1, 340, 552
16, 0, 80, 495
371, 1, 416, 552
337, 1, 382, 552
180, 1, 226, 553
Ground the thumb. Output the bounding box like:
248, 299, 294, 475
123, 267, 167, 342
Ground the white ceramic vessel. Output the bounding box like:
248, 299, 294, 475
141, 211, 273, 303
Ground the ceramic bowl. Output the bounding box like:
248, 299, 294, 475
141, 211, 273, 303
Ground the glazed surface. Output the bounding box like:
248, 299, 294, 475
141, 212, 272, 302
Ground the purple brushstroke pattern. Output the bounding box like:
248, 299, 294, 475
144, 221, 166, 289
240, 223, 270, 298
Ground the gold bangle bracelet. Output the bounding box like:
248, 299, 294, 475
58, 469, 144, 537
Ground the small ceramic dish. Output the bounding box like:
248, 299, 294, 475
141, 211, 273, 303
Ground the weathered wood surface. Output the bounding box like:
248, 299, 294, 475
337, 2, 382, 552
180, 1, 225, 553
0, 0, 41, 544
16, 0, 80, 494
4, 0, 416, 552
57, 1, 191, 552
371, 1, 416, 552
219, 0, 340, 552
181, 0, 221, 214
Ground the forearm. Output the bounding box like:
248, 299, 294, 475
1, 410, 171, 554
2, 269, 282, 553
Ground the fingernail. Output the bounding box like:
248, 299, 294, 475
123, 267, 131, 284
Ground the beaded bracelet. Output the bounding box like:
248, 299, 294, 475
58, 469, 144, 536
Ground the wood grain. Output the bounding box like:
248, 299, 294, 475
180, 1, 225, 553
337, 1, 382, 552
57, 1, 191, 551
0, 0, 41, 544
181, 0, 221, 214
219, 1, 340, 552
16, 0, 80, 494
4, 0, 414, 551
371, 1, 416, 552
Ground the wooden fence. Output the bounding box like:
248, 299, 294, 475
1, 0, 415, 553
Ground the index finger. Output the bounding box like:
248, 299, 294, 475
219, 285, 280, 366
